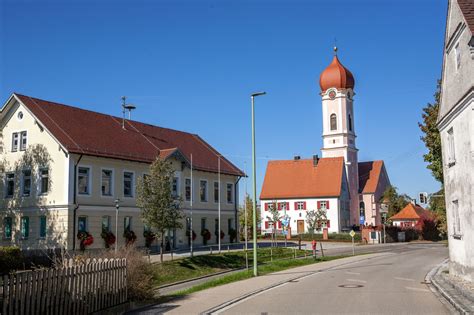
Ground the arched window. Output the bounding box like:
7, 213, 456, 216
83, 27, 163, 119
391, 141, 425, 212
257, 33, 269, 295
330, 114, 337, 131
348, 114, 353, 132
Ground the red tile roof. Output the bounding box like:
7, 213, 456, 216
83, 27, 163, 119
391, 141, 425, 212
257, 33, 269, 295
260, 157, 344, 200
389, 203, 431, 221
14, 93, 244, 176
458, 0, 474, 34
358, 160, 385, 194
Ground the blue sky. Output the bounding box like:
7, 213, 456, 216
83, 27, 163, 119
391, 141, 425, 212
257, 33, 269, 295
1, 0, 446, 203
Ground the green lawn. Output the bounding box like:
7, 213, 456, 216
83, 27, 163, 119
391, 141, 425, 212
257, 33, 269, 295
152, 247, 308, 287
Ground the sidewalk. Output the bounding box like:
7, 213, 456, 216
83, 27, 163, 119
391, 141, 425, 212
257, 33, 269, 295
128, 252, 390, 314
429, 260, 474, 314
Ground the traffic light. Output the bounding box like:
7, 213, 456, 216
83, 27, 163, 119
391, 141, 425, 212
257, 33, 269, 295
419, 192, 428, 204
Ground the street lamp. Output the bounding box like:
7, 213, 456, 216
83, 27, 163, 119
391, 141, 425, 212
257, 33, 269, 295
115, 199, 120, 255
251, 91, 266, 277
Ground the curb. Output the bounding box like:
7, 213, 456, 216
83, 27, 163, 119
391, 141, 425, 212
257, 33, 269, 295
426, 259, 471, 315
158, 267, 245, 290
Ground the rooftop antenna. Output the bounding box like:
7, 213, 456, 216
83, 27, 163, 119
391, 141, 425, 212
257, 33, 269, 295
121, 96, 136, 129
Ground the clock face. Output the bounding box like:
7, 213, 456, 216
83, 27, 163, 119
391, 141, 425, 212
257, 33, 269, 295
328, 90, 336, 99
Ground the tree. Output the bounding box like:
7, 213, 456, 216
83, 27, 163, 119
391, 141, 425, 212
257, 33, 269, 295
238, 194, 261, 240
381, 186, 410, 218
419, 80, 444, 184
266, 201, 282, 246
306, 209, 327, 239
136, 158, 183, 262
429, 190, 447, 239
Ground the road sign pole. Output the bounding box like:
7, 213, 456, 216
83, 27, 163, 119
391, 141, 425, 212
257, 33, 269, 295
352, 236, 355, 256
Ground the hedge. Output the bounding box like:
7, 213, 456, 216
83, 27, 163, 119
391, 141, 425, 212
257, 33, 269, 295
292, 233, 361, 242
0, 246, 23, 275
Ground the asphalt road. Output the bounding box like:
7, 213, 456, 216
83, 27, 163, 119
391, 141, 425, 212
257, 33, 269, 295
216, 243, 452, 315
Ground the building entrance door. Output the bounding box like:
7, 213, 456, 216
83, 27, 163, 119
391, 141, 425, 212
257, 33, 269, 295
297, 220, 305, 234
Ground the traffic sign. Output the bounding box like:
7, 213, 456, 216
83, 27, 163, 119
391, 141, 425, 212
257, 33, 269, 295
349, 230, 355, 238
359, 216, 365, 225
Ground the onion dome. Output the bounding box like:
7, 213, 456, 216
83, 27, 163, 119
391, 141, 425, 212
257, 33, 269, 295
319, 47, 355, 92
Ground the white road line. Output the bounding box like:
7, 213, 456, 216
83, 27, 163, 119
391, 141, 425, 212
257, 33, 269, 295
394, 277, 415, 282
345, 271, 361, 275
405, 286, 430, 293
346, 278, 367, 283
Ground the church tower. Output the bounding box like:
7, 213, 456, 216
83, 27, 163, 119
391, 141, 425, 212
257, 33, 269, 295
319, 47, 359, 225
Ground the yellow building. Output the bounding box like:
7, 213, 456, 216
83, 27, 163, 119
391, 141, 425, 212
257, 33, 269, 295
0, 93, 243, 251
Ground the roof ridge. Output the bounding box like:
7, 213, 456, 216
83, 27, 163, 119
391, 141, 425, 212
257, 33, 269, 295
15, 93, 199, 138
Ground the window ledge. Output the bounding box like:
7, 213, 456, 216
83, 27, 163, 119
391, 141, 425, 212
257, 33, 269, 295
448, 161, 456, 168
453, 234, 463, 240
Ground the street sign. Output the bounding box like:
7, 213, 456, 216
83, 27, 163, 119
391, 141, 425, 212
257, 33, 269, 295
359, 216, 365, 225
349, 230, 355, 238
350, 230, 355, 256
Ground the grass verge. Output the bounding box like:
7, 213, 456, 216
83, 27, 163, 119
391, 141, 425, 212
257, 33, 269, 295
167, 255, 347, 297
152, 247, 307, 287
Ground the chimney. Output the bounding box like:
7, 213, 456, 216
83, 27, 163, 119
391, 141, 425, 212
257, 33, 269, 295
294, 155, 301, 161
313, 155, 319, 167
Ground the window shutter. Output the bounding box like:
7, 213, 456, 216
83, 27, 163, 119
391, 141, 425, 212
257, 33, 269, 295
265, 221, 269, 229
265, 203, 268, 211
278, 221, 282, 228
294, 202, 298, 210
326, 200, 330, 209
277, 203, 281, 211
303, 202, 307, 210
317, 201, 321, 209
327, 220, 330, 228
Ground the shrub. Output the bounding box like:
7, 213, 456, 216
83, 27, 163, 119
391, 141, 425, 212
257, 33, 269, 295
101, 231, 116, 248
417, 215, 440, 241
229, 228, 237, 243
77, 246, 155, 301
186, 229, 197, 241
294, 233, 361, 242
143, 230, 156, 248
0, 246, 23, 275
201, 229, 211, 244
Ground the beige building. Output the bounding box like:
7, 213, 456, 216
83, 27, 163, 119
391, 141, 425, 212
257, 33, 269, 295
0, 93, 243, 251
438, 0, 474, 282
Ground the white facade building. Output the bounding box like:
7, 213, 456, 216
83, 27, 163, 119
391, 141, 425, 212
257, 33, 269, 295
438, 0, 474, 282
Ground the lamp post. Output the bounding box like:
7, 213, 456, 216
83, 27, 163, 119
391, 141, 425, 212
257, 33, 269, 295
251, 91, 266, 277
114, 199, 120, 255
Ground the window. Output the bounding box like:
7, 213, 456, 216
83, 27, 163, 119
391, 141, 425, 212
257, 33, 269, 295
78, 167, 90, 195
452, 200, 461, 237
200, 180, 208, 202
319, 201, 327, 210
123, 172, 134, 197
172, 177, 179, 198
278, 202, 288, 211
11, 132, 19, 152
39, 168, 49, 194
22, 170, 31, 196
454, 42, 461, 70
228, 218, 233, 232
124, 216, 132, 232
101, 169, 113, 196
17, 111, 23, 120
214, 218, 219, 235
39, 216, 47, 238
78, 216, 87, 232
201, 218, 206, 231
5, 173, 15, 198
20, 131, 27, 151
265, 203, 275, 211
330, 114, 337, 131
20, 216, 29, 239
296, 202, 305, 210
226, 183, 233, 204
348, 114, 353, 132
102, 216, 110, 232
185, 178, 191, 201
447, 128, 456, 166
3, 217, 12, 239
214, 182, 219, 203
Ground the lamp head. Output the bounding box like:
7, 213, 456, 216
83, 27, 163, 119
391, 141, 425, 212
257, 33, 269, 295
251, 91, 266, 97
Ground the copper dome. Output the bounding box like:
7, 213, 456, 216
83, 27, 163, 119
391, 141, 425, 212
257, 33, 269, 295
319, 55, 355, 92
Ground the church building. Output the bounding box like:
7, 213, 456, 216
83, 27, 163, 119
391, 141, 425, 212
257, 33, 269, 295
260, 49, 391, 235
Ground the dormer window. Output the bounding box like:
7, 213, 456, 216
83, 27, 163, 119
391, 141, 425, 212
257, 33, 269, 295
330, 114, 337, 131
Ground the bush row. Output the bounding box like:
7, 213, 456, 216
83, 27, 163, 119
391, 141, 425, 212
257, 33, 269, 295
0, 246, 23, 275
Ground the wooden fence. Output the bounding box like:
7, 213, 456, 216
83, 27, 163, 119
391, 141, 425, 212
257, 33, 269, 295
0, 258, 127, 315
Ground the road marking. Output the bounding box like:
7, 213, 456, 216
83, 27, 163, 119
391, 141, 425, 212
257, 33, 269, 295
405, 286, 430, 293
345, 271, 361, 275
346, 278, 367, 283
394, 277, 415, 282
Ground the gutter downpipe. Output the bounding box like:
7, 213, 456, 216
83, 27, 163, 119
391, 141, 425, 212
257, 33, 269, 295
72, 154, 84, 251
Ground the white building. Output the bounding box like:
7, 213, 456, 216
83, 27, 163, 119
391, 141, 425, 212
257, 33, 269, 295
0, 93, 243, 251
260, 50, 391, 234
438, 0, 474, 282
